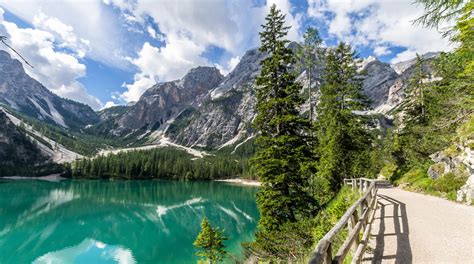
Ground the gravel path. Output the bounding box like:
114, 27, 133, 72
363, 185, 474, 264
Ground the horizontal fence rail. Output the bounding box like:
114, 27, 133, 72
309, 178, 378, 264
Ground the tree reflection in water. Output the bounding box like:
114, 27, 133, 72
0, 180, 259, 263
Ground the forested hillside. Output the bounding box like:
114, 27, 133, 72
72, 147, 251, 180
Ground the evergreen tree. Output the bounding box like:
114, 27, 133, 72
193, 217, 227, 264
404, 54, 428, 124
250, 4, 315, 255
315, 43, 370, 193
296, 26, 323, 122
414, 0, 465, 35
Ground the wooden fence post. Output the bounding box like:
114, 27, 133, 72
325, 243, 332, 264
309, 179, 378, 264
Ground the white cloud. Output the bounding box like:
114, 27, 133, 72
101, 101, 118, 110
146, 26, 157, 39
121, 73, 155, 103
390, 49, 418, 64
1, 0, 130, 68
115, 0, 302, 102
120, 38, 210, 102
267, 0, 303, 41
32, 12, 90, 58
373, 46, 390, 56
216, 55, 241, 76
308, 0, 453, 58
0, 8, 4, 22
0, 19, 102, 109
307, 0, 328, 19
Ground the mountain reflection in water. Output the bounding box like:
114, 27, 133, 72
0, 180, 259, 263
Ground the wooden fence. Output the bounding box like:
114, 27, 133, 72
308, 178, 378, 264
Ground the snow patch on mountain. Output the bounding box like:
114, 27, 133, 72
45, 97, 68, 128
98, 136, 209, 158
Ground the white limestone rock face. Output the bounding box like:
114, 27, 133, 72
457, 175, 474, 205
429, 140, 474, 204
87, 46, 439, 150
456, 142, 474, 204
165, 48, 409, 149
110, 66, 224, 137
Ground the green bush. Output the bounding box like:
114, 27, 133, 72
243, 187, 359, 263
443, 144, 459, 157
380, 162, 397, 179
432, 173, 466, 193
431, 162, 445, 175
395, 166, 467, 201
244, 219, 315, 262
312, 187, 359, 257
395, 166, 432, 190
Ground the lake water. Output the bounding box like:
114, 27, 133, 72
0, 179, 259, 263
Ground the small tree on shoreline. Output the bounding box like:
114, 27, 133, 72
194, 217, 228, 264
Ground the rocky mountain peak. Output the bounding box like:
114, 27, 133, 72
211, 48, 266, 99
0, 50, 24, 76
362, 59, 400, 107
0, 50, 99, 129
391, 51, 440, 74
181, 66, 223, 88
108, 66, 224, 137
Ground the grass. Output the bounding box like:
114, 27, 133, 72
308, 187, 360, 262
380, 162, 397, 179
394, 166, 467, 201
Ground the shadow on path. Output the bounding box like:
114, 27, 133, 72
365, 185, 413, 263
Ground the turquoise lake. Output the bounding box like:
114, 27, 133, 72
0, 180, 259, 263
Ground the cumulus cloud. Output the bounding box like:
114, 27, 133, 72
390, 49, 418, 64
32, 12, 90, 58
0, 18, 102, 109
373, 46, 390, 56
101, 101, 118, 110
146, 25, 165, 42
1, 0, 129, 68
121, 73, 155, 103
120, 38, 210, 102
216, 55, 241, 76
115, 0, 302, 102
308, 0, 452, 61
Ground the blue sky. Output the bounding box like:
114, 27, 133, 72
0, 0, 452, 110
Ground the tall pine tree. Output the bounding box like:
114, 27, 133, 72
404, 54, 428, 124
296, 26, 323, 123
315, 43, 370, 193
250, 5, 316, 257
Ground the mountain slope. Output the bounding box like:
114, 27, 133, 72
0, 50, 99, 130
90, 48, 438, 151
0, 109, 46, 166
89, 67, 224, 141
164, 49, 416, 149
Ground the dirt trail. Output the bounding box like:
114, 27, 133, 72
364, 186, 474, 264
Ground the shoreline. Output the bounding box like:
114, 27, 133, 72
215, 178, 261, 187
1, 175, 261, 186
1, 174, 66, 182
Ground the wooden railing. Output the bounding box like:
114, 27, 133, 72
308, 178, 378, 264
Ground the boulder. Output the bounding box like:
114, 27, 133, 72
428, 162, 446, 179
457, 174, 474, 205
